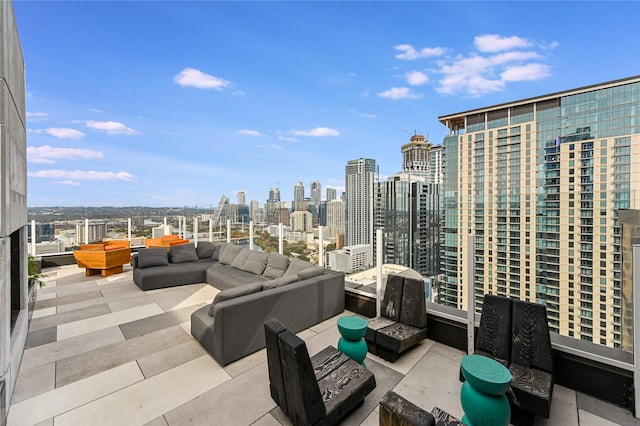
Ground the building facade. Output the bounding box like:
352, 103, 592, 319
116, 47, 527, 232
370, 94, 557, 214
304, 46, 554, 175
345, 158, 376, 258
326, 187, 337, 201
290, 210, 313, 233
439, 76, 640, 349
326, 199, 345, 238
401, 134, 445, 184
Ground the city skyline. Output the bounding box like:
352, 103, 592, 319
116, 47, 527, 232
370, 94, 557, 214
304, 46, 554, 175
17, 1, 640, 207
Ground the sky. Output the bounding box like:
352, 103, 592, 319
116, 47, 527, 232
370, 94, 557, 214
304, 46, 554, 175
16, 1, 640, 208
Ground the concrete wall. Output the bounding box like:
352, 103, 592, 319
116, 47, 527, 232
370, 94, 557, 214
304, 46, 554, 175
0, 0, 27, 421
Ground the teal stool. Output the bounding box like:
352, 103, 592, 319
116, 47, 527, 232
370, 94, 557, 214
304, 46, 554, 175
460, 354, 512, 426
337, 316, 368, 366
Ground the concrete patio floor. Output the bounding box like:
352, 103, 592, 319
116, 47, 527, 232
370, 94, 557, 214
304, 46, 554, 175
7, 264, 640, 426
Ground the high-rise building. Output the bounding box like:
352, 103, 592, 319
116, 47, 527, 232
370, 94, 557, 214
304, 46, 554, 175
345, 158, 376, 257
374, 173, 440, 278
290, 210, 313, 233
76, 221, 108, 244
401, 134, 444, 184
237, 191, 246, 205
326, 199, 345, 237
250, 200, 260, 221
438, 76, 640, 349
293, 182, 305, 211
310, 181, 321, 206
266, 187, 280, 224
326, 187, 337, 201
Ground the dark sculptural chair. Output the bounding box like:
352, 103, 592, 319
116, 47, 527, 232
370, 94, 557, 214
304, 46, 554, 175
466, 294, 555, 425
264, 318, 376, 426
365, 274, 428, 362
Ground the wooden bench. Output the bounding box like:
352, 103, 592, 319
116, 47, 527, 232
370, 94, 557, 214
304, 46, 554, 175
471, 294, 555, 425
365, 274, 428, 362
379, 391, 463, 426
145, 235, 190, 249
73, 241, 131, 277
264, 319, 376, 426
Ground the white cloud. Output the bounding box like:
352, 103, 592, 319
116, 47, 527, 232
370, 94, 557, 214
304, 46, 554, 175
30, 127, 86, 139
394, 44, 446, 60
173, 67, 231, 90
28, 169, 136, 182
474, 34, 531, 52
290, 127, 340, 137
27, 145, 103, 164
26, 112, 48, 121
257, 144, 284, 151
53, 180, 81, 186
377, 87, 422, 100
278, 134, 299, 142
406, 71, 429, 86
501, 63, 551, 82
85, 120, 140, 135
237, 129, 265, 137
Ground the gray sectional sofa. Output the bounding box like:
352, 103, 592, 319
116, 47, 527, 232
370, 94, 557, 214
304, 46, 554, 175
131, 242, 345, 366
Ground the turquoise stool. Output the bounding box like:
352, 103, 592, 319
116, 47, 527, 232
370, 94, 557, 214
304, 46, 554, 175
460, 354, 512, 426
337, 316, 368, 366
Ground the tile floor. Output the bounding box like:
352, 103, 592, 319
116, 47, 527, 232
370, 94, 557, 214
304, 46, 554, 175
7, 264, 640, 426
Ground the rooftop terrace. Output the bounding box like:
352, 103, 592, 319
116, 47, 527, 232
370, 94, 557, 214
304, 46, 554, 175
8, 264, 640, 426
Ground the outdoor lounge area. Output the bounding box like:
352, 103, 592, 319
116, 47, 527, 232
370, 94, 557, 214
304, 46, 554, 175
7, 263, 640, 426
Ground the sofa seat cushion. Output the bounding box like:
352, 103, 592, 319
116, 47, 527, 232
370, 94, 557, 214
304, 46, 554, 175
375, 323, 428, 354
196, 242, 216, 259
206, 263, 269, 290
133, 260, 212, 290
208, 281, 263, 316
219, 244, 243, 265
240, 251, 269, 275
137, 248, 169, 268
263, 252, 290, 279
170, 243, 199, 264
508, 363, 554, 418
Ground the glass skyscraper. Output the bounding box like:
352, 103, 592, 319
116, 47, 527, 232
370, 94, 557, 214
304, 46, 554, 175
439, 76, 640, 349
345, 158, 376, 256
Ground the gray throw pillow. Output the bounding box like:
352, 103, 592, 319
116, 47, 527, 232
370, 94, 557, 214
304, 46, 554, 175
208, 282, 263, 316
298, 267, 324, 280
170, 243, 199, 264
262, 274, 299, 290
240, 251, 269, 275
196, 241, 216, 259
284, 258, 314, 277
230, 248, 251, 270
219, 244, 243, 265
137, 248, 168, 268
263, 252, 290, 279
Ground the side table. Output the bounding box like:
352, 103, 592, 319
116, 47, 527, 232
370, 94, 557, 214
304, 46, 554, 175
337, 315, 368, 366
460, 354, 512, 426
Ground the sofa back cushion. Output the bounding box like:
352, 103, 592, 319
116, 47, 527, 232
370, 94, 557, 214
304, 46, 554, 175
262, 274, 300, 290
208, 281, 263, 316
263, 252, 290, 279
211, 243, 228, 261
230, 248, 251, 270
137, 248, 169, 269
196, 241, 216, 259
240, 251, 269, 275
284, 258, 315, 277
219, 244, 243, 265
170, 243, 199, 264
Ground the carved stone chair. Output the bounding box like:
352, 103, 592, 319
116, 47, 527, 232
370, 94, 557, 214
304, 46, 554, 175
365, 274, 428, 362
264, 319, 376, 426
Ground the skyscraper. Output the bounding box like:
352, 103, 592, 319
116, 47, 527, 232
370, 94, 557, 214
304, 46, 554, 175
439, 76, 640, 349
345, 158, 376, 256
237, 191, 246, 206
293, 182, 305, 211
374, 135, 441, 277
266, 187, 281, 224
310, 181, 321, 206
326, 198, 345, 237
326, 187, 337, 201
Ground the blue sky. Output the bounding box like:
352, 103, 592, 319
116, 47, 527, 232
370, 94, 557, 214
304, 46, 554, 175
16, 1, 640, 208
